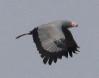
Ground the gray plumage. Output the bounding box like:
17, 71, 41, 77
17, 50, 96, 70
16, 20, 79, 65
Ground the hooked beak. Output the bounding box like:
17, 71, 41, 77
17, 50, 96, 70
75, 24, 78, 27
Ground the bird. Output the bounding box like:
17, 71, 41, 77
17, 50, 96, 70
16, 20, 80, 65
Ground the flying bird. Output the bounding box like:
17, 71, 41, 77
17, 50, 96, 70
16, 20, 79, 65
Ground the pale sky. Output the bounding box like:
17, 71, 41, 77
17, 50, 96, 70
0, 0, 99, 78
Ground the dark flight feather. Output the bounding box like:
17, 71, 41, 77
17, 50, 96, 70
16, 20, 79, 65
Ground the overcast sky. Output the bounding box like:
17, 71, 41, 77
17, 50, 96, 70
0, 0, 99, 78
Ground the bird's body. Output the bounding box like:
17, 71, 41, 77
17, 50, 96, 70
37, 20, 65, 52
16, 20, 79, 65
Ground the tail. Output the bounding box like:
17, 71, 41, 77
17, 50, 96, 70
16, 32, 31, 39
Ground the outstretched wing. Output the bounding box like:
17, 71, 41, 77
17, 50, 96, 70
31, 27, 79, 65
62, 26, 79, 57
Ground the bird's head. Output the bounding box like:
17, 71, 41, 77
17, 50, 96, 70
63, 20, 78, 28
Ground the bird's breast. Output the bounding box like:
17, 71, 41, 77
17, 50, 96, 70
37, 24, 65, 52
